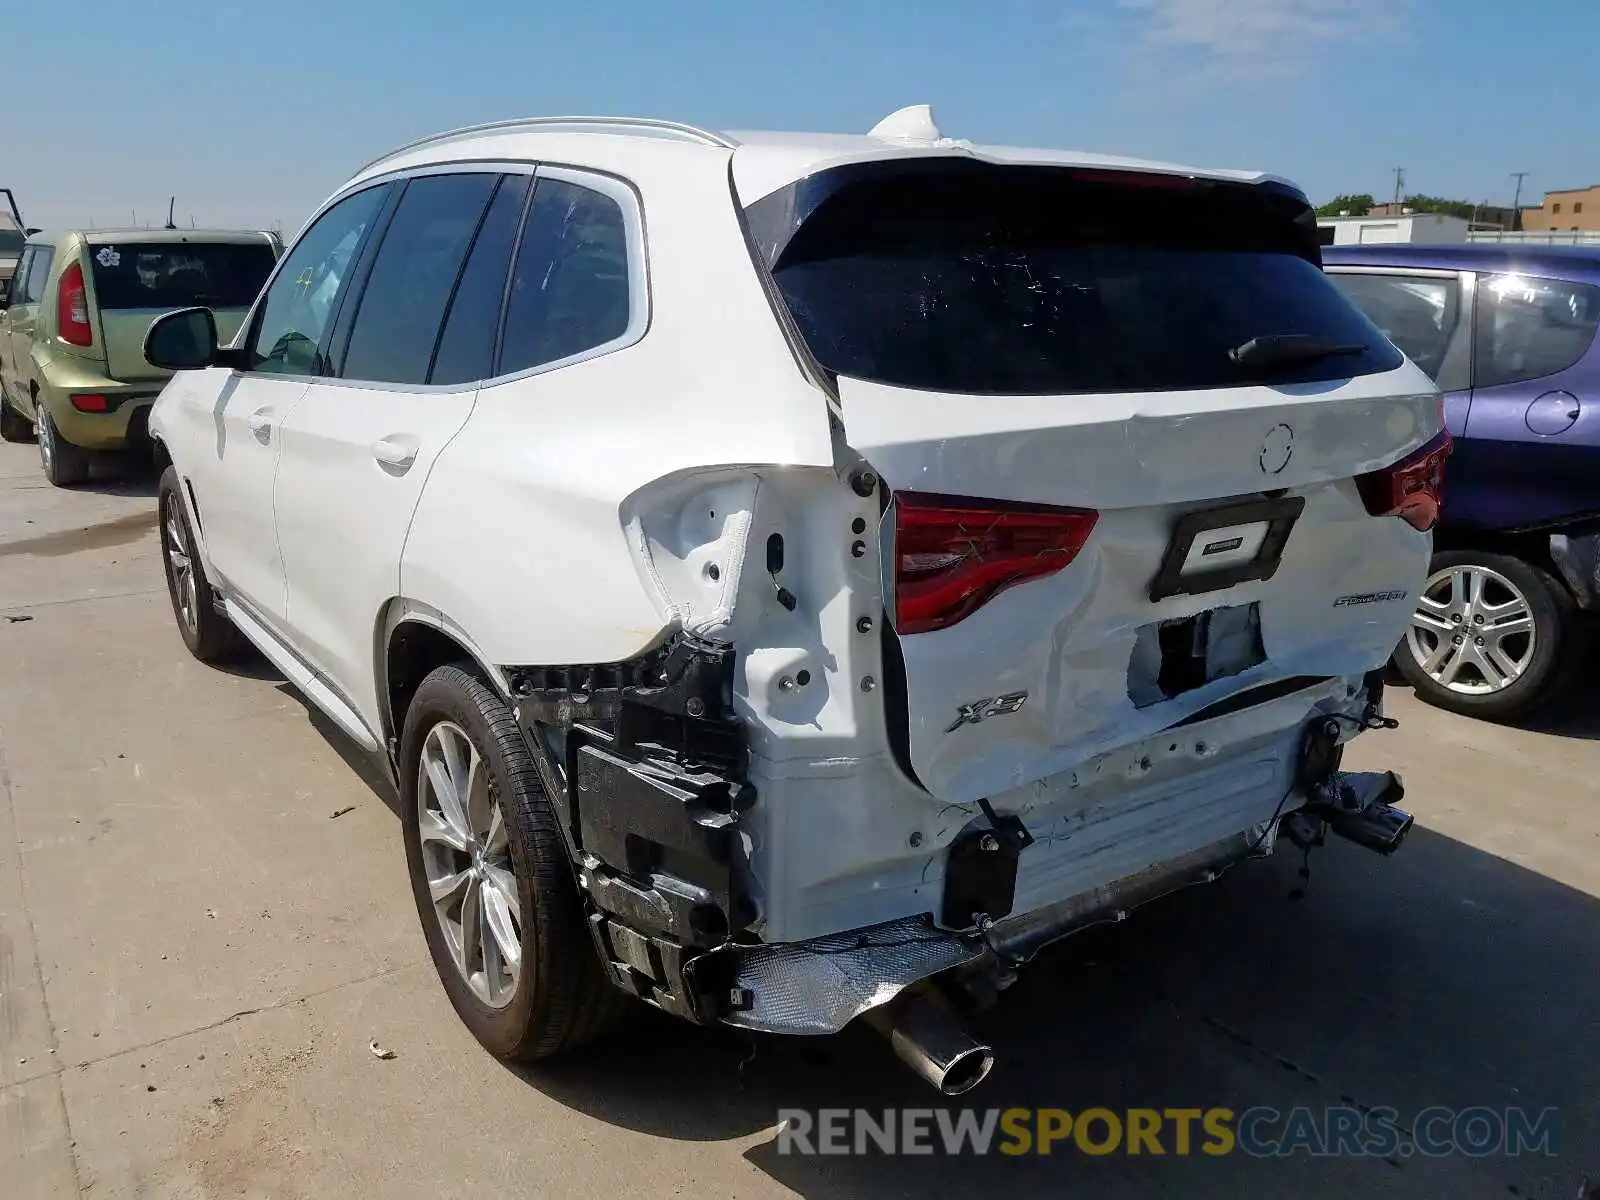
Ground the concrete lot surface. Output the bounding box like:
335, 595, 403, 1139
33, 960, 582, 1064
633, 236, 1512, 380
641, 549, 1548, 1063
2, 438, 1597, 1198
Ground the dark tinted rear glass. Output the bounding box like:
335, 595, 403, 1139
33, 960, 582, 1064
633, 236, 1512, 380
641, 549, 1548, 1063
429, 173, 531, 386
340, 173, 497, 386
751, 163, 1401, 395
88, 241, 276, 310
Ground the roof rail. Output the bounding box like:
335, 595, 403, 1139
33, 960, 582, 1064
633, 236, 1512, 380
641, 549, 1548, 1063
357, 116, 735, 175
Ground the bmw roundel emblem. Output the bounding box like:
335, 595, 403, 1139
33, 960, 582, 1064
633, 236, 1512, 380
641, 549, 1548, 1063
1259, 424, 1294, 474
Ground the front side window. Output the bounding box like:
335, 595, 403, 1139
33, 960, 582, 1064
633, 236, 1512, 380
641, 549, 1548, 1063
750, 162, 1400, 395
1330, 273, 1463, 382
87, 241, 276, 311
340, 173, 498, 386
248, 185, 390, 376
498, 178, 632, 376
1473, 273, 1600, 388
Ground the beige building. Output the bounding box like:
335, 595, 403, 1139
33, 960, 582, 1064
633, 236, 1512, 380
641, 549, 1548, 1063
1522, 185, 1600, 232
1365, 201, 1518, 229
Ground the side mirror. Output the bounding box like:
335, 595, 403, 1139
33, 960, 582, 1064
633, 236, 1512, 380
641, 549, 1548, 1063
145, 307, 219, 371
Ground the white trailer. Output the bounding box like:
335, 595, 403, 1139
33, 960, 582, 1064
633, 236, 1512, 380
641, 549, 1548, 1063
1318, 213, 1470, 246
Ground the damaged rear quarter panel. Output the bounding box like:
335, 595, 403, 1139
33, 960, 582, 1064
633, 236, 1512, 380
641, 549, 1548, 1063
396, 145, 834, 668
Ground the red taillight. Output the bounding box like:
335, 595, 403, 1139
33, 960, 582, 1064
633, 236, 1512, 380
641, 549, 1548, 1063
70, 394, 109, 413
893, 492, 1099, 635
57, 263, 93, 347
1356, 431, 1453, 532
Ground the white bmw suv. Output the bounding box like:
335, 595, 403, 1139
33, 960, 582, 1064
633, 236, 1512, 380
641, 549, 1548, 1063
144, 106, 1448, 1094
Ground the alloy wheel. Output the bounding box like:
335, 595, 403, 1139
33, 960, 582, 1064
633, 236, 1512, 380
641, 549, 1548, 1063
37, 410, 54, 477
161, 494, 199, 634
1406, 564, 1536, 696
417, 721, 522, 1009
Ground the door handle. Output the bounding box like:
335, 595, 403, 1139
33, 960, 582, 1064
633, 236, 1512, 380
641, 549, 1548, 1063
370, 434, 419, 471
247, 407, 275, 442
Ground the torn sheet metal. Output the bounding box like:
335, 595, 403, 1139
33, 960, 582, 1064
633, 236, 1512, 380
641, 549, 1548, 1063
719, 917, 983, 1036
1128, 602, 1266, 709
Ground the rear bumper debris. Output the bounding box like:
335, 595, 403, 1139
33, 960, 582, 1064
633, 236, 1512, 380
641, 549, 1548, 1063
715, 760, 1410, 1038
715, 825, 1271, 1036
716, 916, 984, 1036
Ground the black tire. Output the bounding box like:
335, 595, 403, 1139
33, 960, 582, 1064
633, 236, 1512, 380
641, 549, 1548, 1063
37, 406, 91, 486
400, 664, 630, 1061
0, 393, 33, 443
157, 466, 247, 662
1394, 549, 1585, 721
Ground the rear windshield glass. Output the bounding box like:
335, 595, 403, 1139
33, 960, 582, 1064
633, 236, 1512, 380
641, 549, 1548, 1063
87, 241, 276, 310
749, 163, 1402, 395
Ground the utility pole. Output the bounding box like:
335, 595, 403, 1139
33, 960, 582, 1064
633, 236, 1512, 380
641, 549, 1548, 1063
1392, 166, 1405, 207
1510, 171, 1529, 231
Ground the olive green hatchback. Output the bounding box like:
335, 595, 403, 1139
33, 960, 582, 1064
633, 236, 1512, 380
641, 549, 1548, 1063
0, 229, 279, 484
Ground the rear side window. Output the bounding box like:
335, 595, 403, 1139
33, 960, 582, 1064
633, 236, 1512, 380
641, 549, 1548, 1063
87, 241, 276, 310
750, 163, 1401, 395
429, 173, 532, 386
8, 248, 33, 302
341, 173, 498, 386
18, 247, 53, 304
1330, 273, 1463, 384
1473, 273, 1600, 389
498, 178, 632, 376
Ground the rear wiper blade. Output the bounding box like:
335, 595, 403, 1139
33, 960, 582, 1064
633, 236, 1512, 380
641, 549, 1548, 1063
1229, 334, 1366, 373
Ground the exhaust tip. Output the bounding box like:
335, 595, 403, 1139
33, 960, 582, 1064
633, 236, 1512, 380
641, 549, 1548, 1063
865, 987, 997, 1096
1314, 772, 1414, 856
939, 1046, 996, 1096
1324, 800, 1412, 855
1385, 805, 1415, 851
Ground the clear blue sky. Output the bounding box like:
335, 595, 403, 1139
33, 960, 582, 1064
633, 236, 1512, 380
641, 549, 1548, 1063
13, 0, 1599, 233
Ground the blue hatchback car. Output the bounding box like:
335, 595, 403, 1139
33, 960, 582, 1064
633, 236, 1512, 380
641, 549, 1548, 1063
1323, 244, 1599, 719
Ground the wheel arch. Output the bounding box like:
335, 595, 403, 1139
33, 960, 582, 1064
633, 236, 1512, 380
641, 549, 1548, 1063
1431, 527, 1574, 600
152, 447, 220, 584
378, 599, 513, 758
